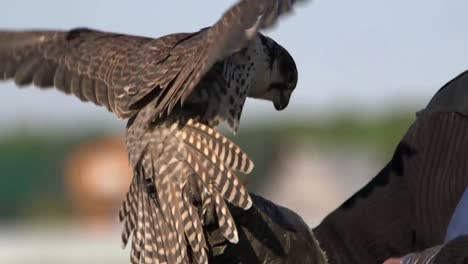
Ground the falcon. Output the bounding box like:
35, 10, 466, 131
0, 0, 303, 263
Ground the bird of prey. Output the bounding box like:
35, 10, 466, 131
0, 0, 303, 263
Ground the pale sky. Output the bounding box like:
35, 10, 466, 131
1, 0, 468, 130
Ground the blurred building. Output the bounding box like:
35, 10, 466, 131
260, 142, 381, 226
64, 136, 132, 232
0, 115, 411, 263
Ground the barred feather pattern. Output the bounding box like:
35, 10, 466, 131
120, 114, 254, 264
0, 2, 305, 264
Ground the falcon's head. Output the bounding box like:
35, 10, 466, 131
248, 34, 298, 111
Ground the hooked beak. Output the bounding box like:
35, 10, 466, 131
273, 91, 290, 111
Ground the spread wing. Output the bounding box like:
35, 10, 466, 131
150, 0, 305, 117
0, 0, 304, 121
0, 29, 198, 119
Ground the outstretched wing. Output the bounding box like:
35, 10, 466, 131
151, 0, 305, 117
0, 28, 197, 119
1, 0, 304, 121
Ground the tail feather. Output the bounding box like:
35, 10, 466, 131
173, 188, 190, 263
184, 148, 239, 243
182, 191, 208, 263
185, 138, 252, 210
120, 177, 138, 246
121, 118, 254, 264
150, 198, 173, 264
200, 185, 214, 226
130, 183, 144, 264
185, 120, 254, 174
147, 201, 164, 263
213, 191, 239, 244
156, 144, 193, 263
151, 154, 184, 264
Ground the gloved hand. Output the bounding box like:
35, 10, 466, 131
208, 194, 327, 264
384, 235, 468, 264
383, 246, 442, 264
401, 245, 443, 264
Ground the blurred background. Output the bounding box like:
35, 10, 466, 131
1, 0, 468, 263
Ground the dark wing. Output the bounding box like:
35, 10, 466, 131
150, 0, 305, 118
0, 28, 197, 119
0, 0, 304, 121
